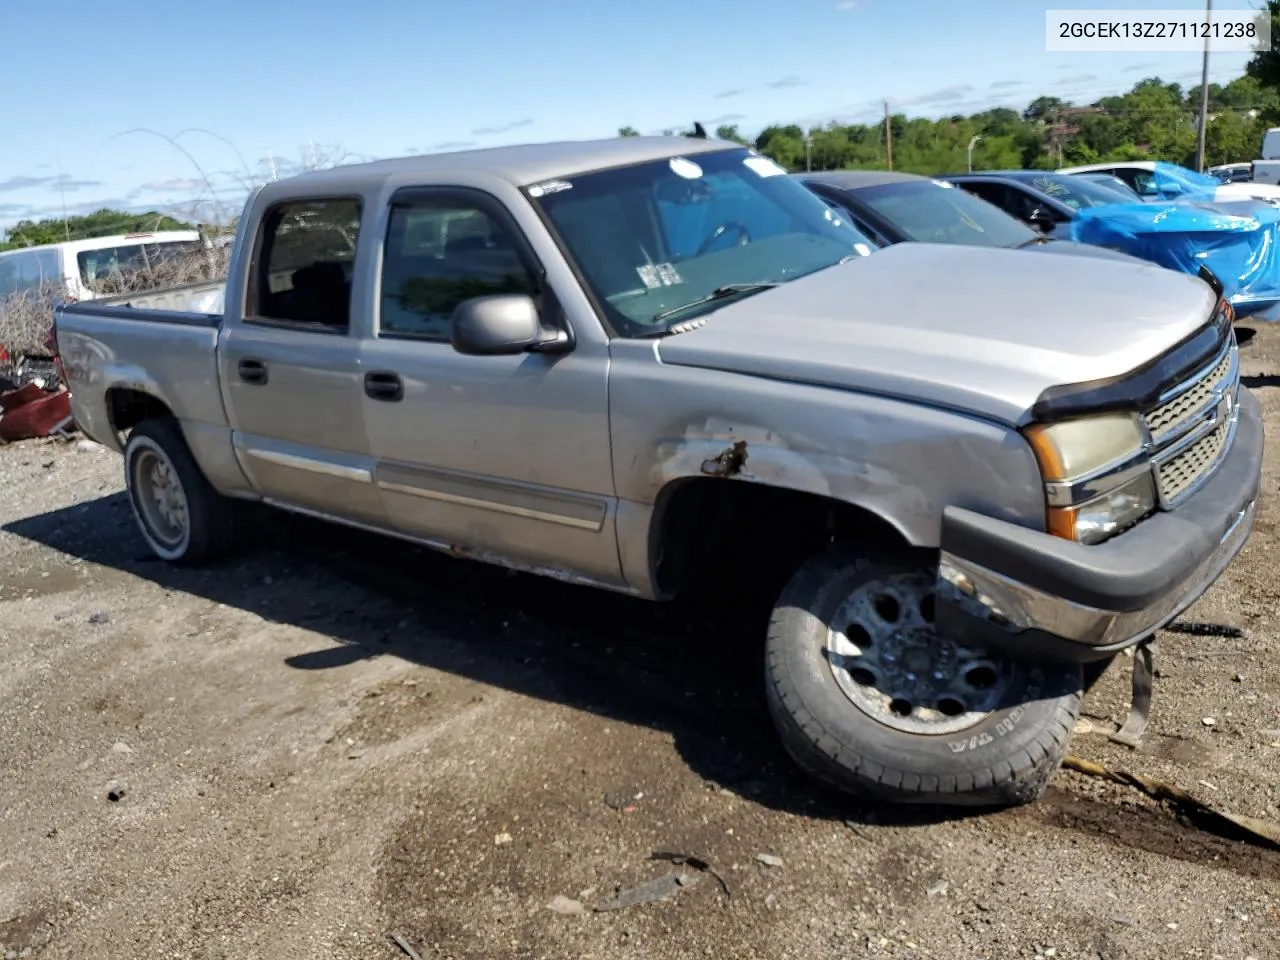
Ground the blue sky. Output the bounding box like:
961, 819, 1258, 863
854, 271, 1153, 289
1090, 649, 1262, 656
0, 0, 1263, 230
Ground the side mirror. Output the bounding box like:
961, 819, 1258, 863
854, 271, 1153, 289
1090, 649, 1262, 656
450, 294, 543, 356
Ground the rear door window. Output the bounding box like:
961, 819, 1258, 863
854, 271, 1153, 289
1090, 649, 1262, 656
249, 198, 362, 331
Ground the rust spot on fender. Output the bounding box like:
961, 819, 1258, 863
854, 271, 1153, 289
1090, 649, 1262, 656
700, 440, 748, 477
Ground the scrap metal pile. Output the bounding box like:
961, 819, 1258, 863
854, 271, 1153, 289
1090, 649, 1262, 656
0, 340, 74, 443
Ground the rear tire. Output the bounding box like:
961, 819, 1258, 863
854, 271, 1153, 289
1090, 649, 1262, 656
765, 543, 1082, 807
123, 417, 236, 565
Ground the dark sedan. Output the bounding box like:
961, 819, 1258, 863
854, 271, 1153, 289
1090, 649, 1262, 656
793, 170, 1142, 262
940, 170, 1136, 238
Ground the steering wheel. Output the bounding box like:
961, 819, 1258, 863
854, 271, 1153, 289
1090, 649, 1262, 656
696, 221, 752, 256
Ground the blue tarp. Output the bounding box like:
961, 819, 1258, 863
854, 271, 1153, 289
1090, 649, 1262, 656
1147, 161, 1223, 201
1070, 198, 1280, 315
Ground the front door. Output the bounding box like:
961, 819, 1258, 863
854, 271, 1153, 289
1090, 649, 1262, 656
359, 187, 621, 585
218, 195, 386, 525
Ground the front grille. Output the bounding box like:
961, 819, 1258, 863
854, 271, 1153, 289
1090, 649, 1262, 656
1154, 418, 1230, 502
1142, 336, 1240, 507
1144, 347, 1233, 444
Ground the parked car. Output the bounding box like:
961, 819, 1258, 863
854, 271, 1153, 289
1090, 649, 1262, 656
943, 170, 1134, 238
947, 170, 1280, 317
795, 170, 1142, 263
53, 135, 1261, 810
1209, 162, 1253, 184
1058, 160, 1280, 204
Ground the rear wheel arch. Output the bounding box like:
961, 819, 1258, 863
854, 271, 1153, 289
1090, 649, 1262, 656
106, 386, 173, 438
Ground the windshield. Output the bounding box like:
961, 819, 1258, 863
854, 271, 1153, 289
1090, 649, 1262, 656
528, 147, 874, 336
851, 180, 1036, 248
1018, 173, 1128, 210
1080, 176, 1140, 201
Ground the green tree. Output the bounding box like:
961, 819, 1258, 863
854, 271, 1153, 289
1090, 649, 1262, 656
1246, 1, 1280, 93
618, 126, 640, 137
715, 124, 748, 144
615, 67, 1273, 176
1023, 97, 1065, 123
2, 209, 196, 250
1202, 110, 1264, 166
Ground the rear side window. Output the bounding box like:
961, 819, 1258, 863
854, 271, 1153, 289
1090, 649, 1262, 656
79, 240, 211, 295
957, 180, 1007, 210
251, 197, 361, 331
79, 244, 147, 288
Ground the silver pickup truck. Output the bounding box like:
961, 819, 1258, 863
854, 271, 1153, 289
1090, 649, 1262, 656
53, 136, 1263, 808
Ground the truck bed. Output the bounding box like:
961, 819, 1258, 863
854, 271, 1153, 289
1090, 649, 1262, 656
53, 292, 230, 457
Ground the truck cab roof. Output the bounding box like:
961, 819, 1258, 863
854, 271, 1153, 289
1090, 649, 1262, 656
284, 136, 734, 193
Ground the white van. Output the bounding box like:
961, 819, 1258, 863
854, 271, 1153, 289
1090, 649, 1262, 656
0, 230, 203, 302
1251, 127, 1280, 185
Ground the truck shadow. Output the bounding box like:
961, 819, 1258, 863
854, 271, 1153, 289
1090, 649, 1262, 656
6, 492, 1006, 828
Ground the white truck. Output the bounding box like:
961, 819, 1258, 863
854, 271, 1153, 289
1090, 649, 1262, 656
0, 231, 203, 303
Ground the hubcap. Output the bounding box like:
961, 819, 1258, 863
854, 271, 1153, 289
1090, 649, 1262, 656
825, 570, 1011, 735
132, 448, 189, 548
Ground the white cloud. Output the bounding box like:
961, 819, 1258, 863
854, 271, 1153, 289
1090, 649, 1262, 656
139, 178, 206, 192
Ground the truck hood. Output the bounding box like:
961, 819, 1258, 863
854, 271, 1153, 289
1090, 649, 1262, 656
655, 242, 1218, 425
1026, 238, 1148, 265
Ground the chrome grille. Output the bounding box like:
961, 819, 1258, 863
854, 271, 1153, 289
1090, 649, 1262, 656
1143, 336, 1240, 507
1144, 348, 1233, 445
1154, 418, 1229, 502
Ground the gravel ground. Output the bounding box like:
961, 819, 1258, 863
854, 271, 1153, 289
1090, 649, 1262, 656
1, 325, 1278, 960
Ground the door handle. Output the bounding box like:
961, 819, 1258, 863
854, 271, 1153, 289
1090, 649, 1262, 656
238, 358, 268, 385
364, 370, 403, 402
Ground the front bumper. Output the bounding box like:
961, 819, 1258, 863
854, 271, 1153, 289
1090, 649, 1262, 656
936, 387, 1264, 664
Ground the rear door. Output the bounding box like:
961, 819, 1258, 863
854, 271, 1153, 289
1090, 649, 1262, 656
218, 196, 386, 525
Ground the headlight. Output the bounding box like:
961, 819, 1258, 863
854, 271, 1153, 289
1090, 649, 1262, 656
1023, 412, 1155, 544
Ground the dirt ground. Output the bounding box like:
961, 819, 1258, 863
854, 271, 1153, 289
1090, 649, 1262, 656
1, 326, 1279, 960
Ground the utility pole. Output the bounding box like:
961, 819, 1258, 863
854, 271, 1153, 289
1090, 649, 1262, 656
56, 155, 70, 241
967, 135, 983, 173
1194, 0, 1213, 172
804, 135, 813, 172
884, 101, 893, 171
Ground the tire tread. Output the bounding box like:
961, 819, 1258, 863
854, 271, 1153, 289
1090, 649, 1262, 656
764, 542, 1082, 808
124, 417, 236, 566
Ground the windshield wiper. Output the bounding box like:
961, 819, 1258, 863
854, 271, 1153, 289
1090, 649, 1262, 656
1014, 234, 1051, 248
650, 282, 780, 324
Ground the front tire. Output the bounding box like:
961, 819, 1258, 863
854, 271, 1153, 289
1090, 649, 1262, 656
765, 543, 1082, 807
123, 417, 235, 565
